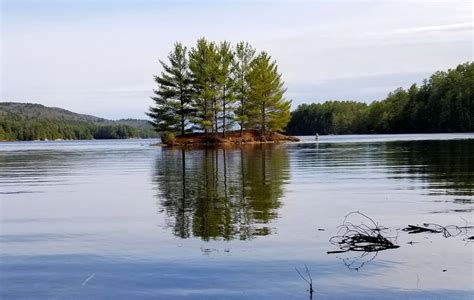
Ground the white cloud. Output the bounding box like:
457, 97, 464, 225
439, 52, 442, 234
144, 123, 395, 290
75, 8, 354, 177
364, 22, 472, 37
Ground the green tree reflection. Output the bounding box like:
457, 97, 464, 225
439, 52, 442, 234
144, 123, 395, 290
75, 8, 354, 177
383, 139, 474, 196
153, 145, 289, 240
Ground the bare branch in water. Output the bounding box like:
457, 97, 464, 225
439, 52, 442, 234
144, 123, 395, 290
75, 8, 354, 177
342, 251, 379, 272
295, 264, 314, 298
328, 211, 399, 254
402, 223, 473, 238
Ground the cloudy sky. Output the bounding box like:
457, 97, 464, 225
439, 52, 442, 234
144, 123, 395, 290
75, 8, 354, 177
1, 0, 472, 119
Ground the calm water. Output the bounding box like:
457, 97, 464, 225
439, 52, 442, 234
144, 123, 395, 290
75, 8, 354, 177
1, 134, 473, 299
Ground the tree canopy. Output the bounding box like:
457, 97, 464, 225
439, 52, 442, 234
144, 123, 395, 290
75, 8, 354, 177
148, 39, 291, 137
147, 42, 193, 135
286, 62, 474, 135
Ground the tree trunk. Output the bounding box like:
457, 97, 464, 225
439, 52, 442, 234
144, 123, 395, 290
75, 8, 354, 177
222, 86, 226, 138
180, 88, 185, 136
239, 79, 245, 137
213, 98, 218, 134
239, 97, 244, 137
204, 100, 209, 137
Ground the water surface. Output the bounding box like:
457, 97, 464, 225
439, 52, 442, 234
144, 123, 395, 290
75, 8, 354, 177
1, 134, 473, 299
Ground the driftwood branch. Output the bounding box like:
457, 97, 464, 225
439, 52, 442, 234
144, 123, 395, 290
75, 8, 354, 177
402, 223, 473, 238
328, 211, 399, 254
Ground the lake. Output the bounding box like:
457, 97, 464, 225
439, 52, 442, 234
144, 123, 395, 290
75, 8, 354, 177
1, 134, 473, 299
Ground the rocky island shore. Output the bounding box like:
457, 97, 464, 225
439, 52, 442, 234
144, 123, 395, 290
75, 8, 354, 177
160, 130, 300, 146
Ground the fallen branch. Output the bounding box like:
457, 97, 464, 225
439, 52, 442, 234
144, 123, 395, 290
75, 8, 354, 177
403, 223, 467, 238
328, 211, 399, 253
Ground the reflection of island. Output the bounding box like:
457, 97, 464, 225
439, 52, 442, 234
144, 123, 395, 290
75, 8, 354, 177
153, 145, 289, 240
384, 139, 474, 196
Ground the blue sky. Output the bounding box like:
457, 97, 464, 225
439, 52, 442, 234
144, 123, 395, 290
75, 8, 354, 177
1, 0, 472, 119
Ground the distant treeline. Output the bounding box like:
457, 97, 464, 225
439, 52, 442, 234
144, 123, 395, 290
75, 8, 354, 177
0, 112, 158, 141
286, 62, 473, 135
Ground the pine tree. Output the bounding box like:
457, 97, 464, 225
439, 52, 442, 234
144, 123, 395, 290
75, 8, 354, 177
232, 41, 256, 136
217, 41, 235, 137
247, 52, 291, 135
147, 42, 193, 135
189, 38, 220, 135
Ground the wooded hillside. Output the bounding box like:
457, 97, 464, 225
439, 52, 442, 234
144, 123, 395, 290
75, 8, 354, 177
0, 102, 158, 141
286, 62, 473, 135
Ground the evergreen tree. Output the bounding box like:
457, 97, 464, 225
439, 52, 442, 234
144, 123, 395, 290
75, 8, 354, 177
189, 38, 220, 135
232, 41, 256, 136
217, 41, 235, 137
148, 42, 193, 135
247, 52, 291, 135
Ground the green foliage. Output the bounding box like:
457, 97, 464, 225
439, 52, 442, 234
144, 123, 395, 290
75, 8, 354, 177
217, 41, 236, 137
287, 62, 474, 135
0, 102, 159, 141
160, 131, 176, 145
233, 41, 256, 135
147, 42, 193, 135
286, 101, 368, 135
189, 38, 221, 134
0, 111, 158, 141
148, 39, 291, 137
247, 52, 291, 134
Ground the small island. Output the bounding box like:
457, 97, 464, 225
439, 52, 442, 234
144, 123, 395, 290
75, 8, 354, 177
148, 39, 297, 146
162, 130, 299, 146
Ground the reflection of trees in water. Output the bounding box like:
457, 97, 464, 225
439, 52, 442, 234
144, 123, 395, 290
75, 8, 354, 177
384, 140, 474, 196
339, 251, 378, 272
153, 145, 289, 240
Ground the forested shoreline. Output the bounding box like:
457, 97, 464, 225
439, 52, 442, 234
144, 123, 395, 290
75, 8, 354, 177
287, 62, 473, 135
148, 39, 291, 143
2, 60, 472, 141
0, 104, 158, 141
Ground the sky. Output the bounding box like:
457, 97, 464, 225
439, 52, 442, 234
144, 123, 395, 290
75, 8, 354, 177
1, 0, 472, 119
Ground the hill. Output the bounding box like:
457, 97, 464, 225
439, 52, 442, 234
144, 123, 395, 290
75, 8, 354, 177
0, 102, 158, 141
0, 102, 108, 123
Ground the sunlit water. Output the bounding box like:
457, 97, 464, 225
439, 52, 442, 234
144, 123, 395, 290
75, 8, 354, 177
1, 134, 473, 299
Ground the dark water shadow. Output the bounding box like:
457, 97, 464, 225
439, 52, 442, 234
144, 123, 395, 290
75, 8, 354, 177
383, 139, 474, 196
